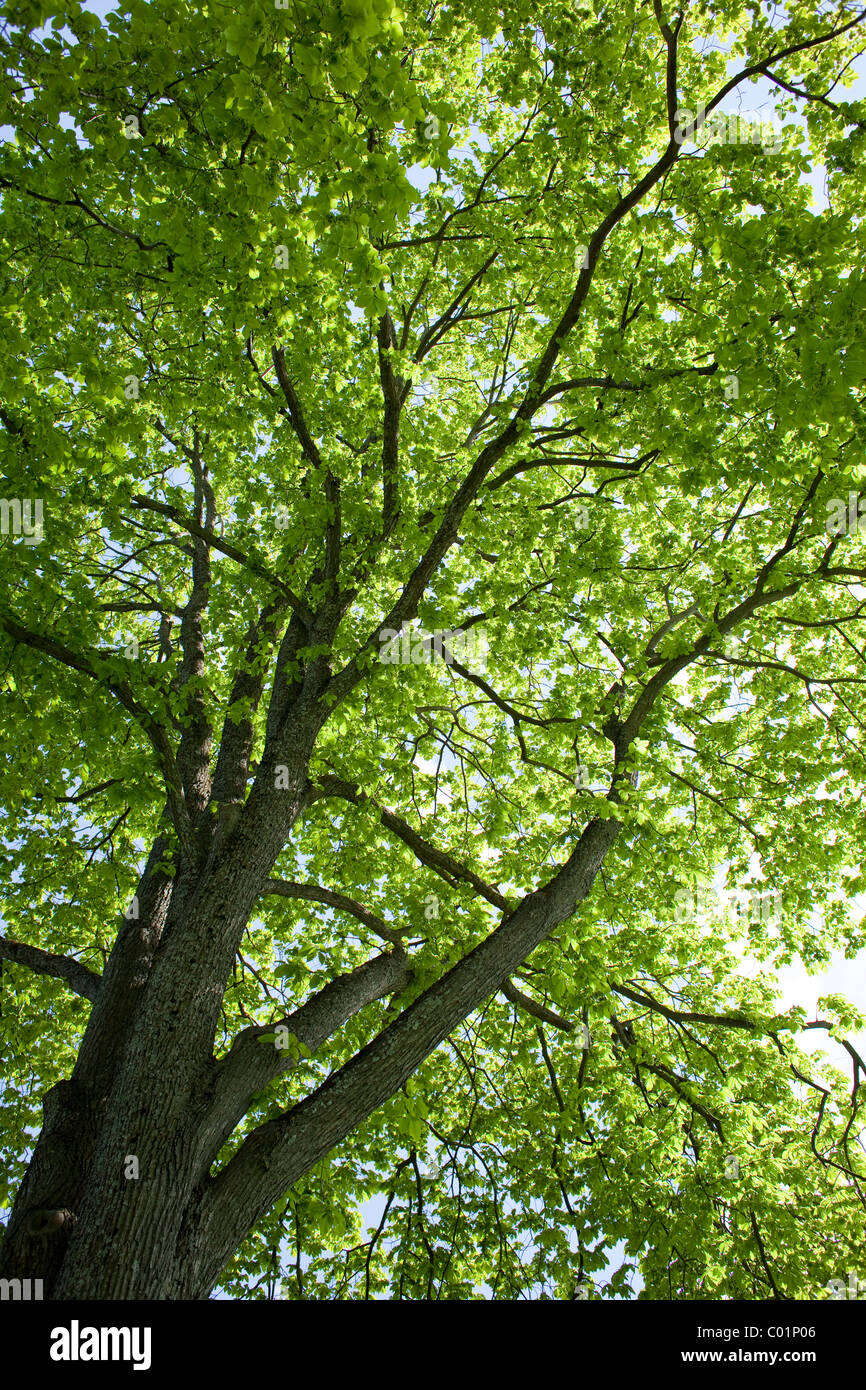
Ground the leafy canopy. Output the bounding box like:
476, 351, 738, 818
2, 0, 866, 1298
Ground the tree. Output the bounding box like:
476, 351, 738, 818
1, 0, 865, 1302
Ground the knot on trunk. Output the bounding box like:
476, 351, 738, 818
25, 1207, 77, 1237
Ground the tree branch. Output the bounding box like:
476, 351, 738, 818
174, 428, 214, 819
197, 948, 412, 1171
211, 599, 290, 808
501, 978, 573, 1031
0, 937, 101, 1002
271, 346, 324, 471
263, 880, 409, 945
0, 614, 196, 860
377, 312, 405, 536
307, 775, 513, 912
188, 814, 620, 1293
127, 496, 312, 623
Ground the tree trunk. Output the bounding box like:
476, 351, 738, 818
1, 725, 619, 1300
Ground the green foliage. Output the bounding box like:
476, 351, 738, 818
1, 0, 866, 1299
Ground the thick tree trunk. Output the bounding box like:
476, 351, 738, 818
1, 675, 321, 1287
1, 731, 619, 1301
48, 712, 323, 1299
0, 834, 174, 1294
